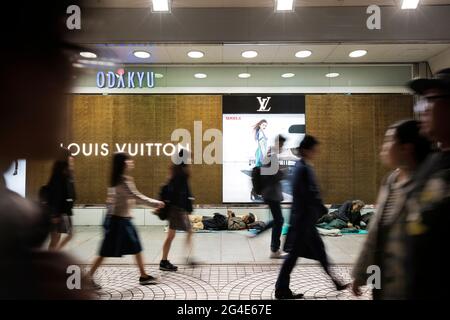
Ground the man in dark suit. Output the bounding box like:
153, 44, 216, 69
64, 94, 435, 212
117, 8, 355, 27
275, 135, 349, 299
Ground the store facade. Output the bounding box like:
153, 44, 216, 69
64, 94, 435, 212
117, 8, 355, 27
20, 63, 414, 225
13, 2, 450, 225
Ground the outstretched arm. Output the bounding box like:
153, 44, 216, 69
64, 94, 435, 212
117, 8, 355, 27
124, 178, 164, 208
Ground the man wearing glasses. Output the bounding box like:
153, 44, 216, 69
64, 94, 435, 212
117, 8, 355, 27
406, 68, 450, 299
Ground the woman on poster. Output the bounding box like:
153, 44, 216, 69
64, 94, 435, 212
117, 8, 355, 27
253, 120, 268, 167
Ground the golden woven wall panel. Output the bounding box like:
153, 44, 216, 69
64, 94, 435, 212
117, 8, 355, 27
26, 94, 411, 205
306, 94, 413, 204
27, 95, 222, 204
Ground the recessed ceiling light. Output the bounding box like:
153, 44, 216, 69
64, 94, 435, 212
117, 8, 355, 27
97, 61, 115, 67
194, 73, 207, 79
275, 0, 294, 11
295, 50, 312, 58
325, 72, 340, 78
187, 51, 204, 59
79, 52, 97, 59
242, 50, 258, 59
155, 73, 164, 79
349, 50, 368, 58
78, 59, 115, 67
281, 73, 295, 78
401, 0, 420, 9
152, 0, 170, 12
133, 51, 151, 59
238, 73, 251, 79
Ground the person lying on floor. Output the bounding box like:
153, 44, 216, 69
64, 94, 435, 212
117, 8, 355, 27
189, 210, 256, 230
316, 200, 365, 230
188, 211, 261, 231
189, 212, 228, 231
227, 211, 258, 230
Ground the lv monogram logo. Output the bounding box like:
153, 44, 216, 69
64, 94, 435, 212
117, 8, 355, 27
256, 97, 272, 112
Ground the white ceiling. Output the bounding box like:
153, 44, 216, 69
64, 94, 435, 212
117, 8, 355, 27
85, 0, 450, 8
84, 43, 450, 65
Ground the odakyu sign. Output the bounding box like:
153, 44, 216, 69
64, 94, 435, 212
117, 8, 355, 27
96, 71, 155, 89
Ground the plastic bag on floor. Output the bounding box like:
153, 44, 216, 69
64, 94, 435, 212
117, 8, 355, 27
317, 227, 342, 236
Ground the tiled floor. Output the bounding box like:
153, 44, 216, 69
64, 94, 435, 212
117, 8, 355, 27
65, 226, 367, 265
92, 264, 371, 300
61, 227, 370, 300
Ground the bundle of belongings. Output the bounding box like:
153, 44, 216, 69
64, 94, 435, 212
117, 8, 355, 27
316, 200, 374, 234
189, 210, 266, 231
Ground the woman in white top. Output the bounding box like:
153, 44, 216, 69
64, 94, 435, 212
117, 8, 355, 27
88, 153, 164, 287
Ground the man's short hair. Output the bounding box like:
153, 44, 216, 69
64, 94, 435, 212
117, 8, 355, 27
298, 135, 319, 150
353, 200, 365, 208
408, 68, 450, 95
247, 213, 256, 224
277, 135, 287, 145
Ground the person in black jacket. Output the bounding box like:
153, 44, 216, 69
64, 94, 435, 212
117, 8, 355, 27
261, 135, 288, 258
275, 135, 349, 299
160, 150, 195, 272
317, 200, 365, 229
47, 148, 76, 250
335, 200, 365, 228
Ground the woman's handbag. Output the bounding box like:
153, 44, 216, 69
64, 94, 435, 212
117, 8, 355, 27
154, 184, 171, 220
154, 205, 169, 220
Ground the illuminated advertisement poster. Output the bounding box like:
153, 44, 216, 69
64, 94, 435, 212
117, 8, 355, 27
222, 95, 305, 203
3, 160, 26, 198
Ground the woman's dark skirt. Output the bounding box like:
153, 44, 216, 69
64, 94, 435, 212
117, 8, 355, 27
52, 214, 73, 234
99, 215, 142, 257
168, 206, 191, 232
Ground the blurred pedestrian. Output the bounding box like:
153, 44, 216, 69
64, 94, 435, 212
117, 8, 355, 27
88, 153, 164, 287
257, 135, 288, 258
404, 68, 450, 299
160, 150, 195, 271
352, 120, 432, 299
47, 148, 77, 250
275, 135, 349, 299
0, 1, 93, 299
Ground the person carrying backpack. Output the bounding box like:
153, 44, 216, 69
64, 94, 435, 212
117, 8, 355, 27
159, 150, 196, 272
253, 135, 288, 258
